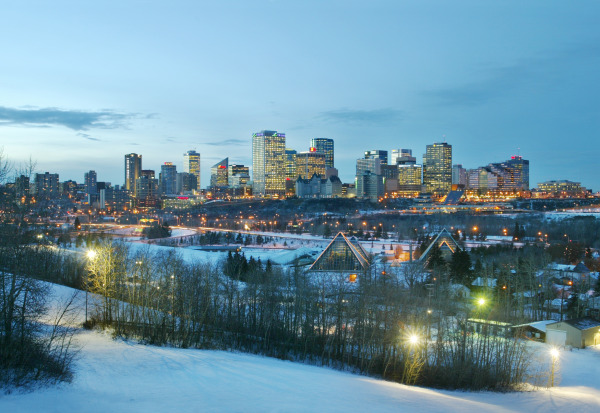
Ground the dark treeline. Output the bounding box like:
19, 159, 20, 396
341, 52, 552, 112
87, 239, 534, 390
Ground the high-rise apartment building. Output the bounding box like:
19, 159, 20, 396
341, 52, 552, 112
136, 175, 159, 208
310, 138, 334, 168
295, 149, 326, 179
124, 153, 142, 196
183, 150, 201, 190
33, 172, 60, 199
252, 130, 286, 197
84, 170, 97, 196
210, 158, 229, 188
423, 142, 452, 195
160, 162, 177, 195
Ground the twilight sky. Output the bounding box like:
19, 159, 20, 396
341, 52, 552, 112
1, 0, 599, 191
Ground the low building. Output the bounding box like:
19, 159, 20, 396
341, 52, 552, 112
295, 174, 342, 198
546, 317, 600, 348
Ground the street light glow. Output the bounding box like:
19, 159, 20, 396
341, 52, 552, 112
550, 348, 559, 358
477, 298, 485, 306
87, 250, 97, 259
409, 334, 419, 345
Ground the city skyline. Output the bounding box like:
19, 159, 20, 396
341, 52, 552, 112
1, 1, 599, 190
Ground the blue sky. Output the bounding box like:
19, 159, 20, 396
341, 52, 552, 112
1, 0, 599, 191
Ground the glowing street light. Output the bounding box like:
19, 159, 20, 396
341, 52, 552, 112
477, 297, 485, 307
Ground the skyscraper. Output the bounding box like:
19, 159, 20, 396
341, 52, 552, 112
33, 172, 60, 199
285, 148, 297, 180
391, 149, 413, 165
210, 158, 229, 188
228, 164, 250, 187
295, 149, 326, 179
364, 150, 388, 164
160, 162, 177, 195
452, 164, 467, 188
423, 142, 452, 195
502, 156, 529, 191
84, 170, 97, 196
252, 130, 286, 197
310, 138, 334, 169
124, 153, 142, 196
183, 150, 201, 190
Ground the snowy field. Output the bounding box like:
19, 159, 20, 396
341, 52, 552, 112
2, 284, 600, 412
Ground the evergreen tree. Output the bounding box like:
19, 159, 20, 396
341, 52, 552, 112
426, 244, 445, 271
450, 249, 473, 285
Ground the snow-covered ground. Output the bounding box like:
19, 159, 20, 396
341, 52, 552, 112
2, 284, 600, 412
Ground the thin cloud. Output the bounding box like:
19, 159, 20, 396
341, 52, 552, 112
318, 108, 403, 124
204, 139, 248, 146
77, 132, 101, 141
424, 41, 600, 107
0, 106, 139, 131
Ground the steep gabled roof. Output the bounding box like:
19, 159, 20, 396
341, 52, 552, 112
418, 228, 461, 262
308, 232, 370, 272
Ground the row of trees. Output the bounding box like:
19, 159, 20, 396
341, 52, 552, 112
86, 239, 536, 390
1, 150, 79, 389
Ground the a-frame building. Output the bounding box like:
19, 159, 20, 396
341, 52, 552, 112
308, 232, 370, 273
418, 228, 461, 262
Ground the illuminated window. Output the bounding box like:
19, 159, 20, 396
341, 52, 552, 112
349, 274, 357, 283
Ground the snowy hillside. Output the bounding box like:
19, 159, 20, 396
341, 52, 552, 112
1, 285, 600, 412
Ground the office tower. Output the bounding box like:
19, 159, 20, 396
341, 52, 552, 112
228, 164, 250, 187
33, 172, 60, 199
538, 180, 584, 195
252, 130, 286, 197
160, 162, 177, 195
124, 153, 142, 196
391, 149, 413, 165
210, 158, 229, 188
356, 171, 384, 201
364, 150, 388, 164
501, 155, 529, 191
176, 172, 198, 194
423, 142, 452, 195
310, 138, 334, 168
356, 158, 383, 177
183, 150, 201, 190
84, 170, 97, 196
295, 148, 326, 179
284, 149, 297, 180
397, 164, 423, 197
452, 164, 467, 188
